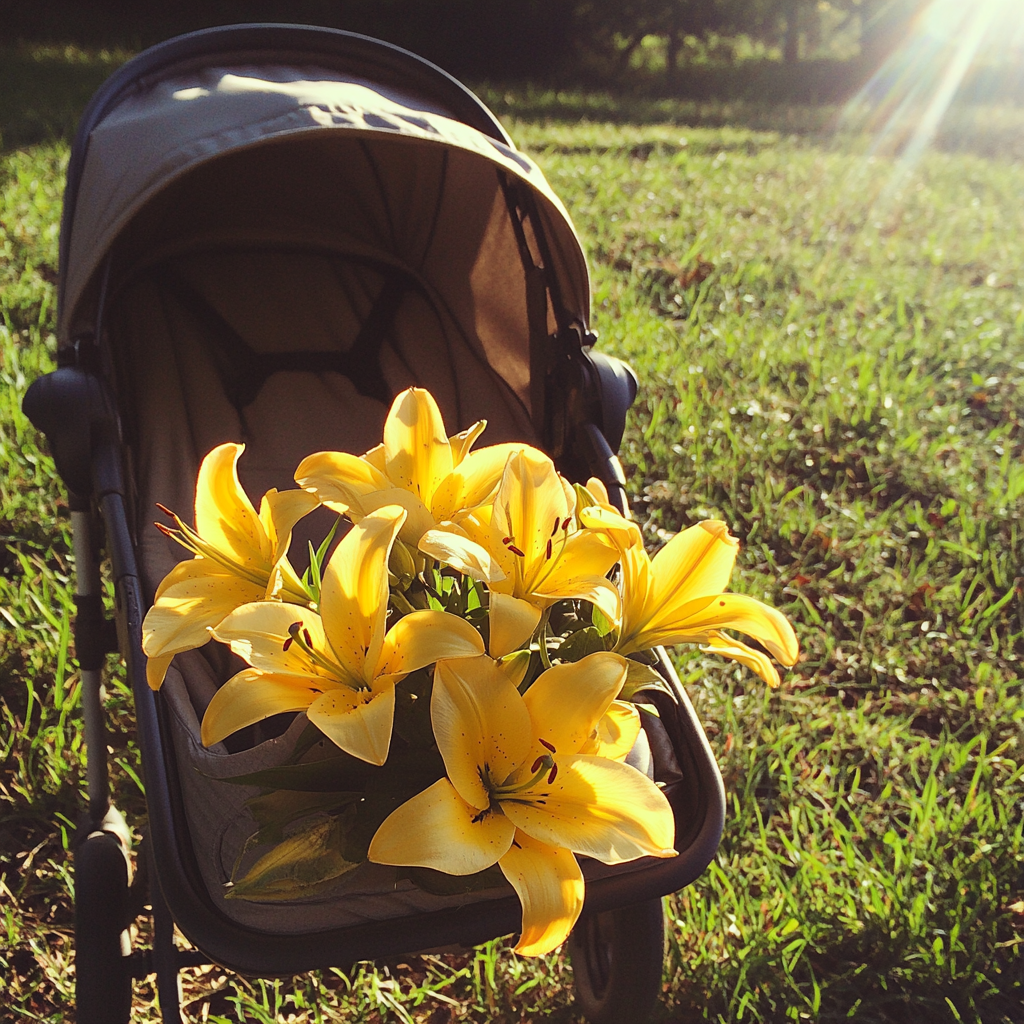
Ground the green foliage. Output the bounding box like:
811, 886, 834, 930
2, 69, 1024, 1024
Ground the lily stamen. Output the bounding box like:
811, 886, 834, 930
525, 525, 572, 595
284, 620, 354, 683
494, 755, 554, 797
155, 510, 273, 590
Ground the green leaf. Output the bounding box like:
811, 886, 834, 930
500, 648, 533, 688
227, 815, 360, 902
315, 514, 344, 571
590, 604, 615, 637
407, 863, 506, 896
302, 514, 344, 605
620, 659, 675, 700
464, 574, 483, 613
245, 788, 362, 833
556, 625, 609, 662
211, 750, 375, 792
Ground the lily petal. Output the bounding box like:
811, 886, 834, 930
488, 593, 541, 659
145, 651, 175, 691
383, 388, 453, 509
522, 653, 628, 758
498, 832, 584, 956
643, 592, 799, 665
193, 443, 270, 565
702, 631, 782, 688
492, 448, 573, 587
307, 683, 396, 765
212, 601, 342, 683
579, 505, 643, 550
578, 701, 642, 761
432, 657, 533, 809
267, 554, 313, 603
143, 567, 264, 662
352, 487, 435, 545
294, 450, 390, 515
201, 669, 323, 746
419, 526, 506, 583
431, 442, 525, 523
362, 443, 387, 474
376, 609, 486, 679
448, 420, 487, 466
533, 574, 622, 625
258, 487, 320, 563
368, 778, 515, 874
648, 521, 738, 614
584, 477, 612, 507
501, 754, 676, 865
153, 555, 205, 601
535, 529, 619, 592
319, 506, 406, 683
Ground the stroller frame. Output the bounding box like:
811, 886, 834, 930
24, 25, 726, 1024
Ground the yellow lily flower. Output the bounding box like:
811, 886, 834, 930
201, 506, 485, 765
142, 443, 318, 690
466, 448, 621, 624
294, 388, 521, 581
578, 700, 642, 761
583, 508, 799, 687
367, 653, 676, 956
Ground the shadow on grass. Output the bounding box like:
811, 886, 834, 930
3, 40, 1023, 164
479, 84, 1024, 161
0, 44, 129, 151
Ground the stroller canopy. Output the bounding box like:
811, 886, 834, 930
59, 26, 591, 422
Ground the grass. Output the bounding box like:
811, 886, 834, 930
2, 45, 1024, 1024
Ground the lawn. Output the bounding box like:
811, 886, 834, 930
2, 45, 1023, 1024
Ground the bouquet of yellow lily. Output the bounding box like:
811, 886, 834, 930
142, 387, 798, 956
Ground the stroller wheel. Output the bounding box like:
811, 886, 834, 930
75, 830, 132, 1024
568, 898, 666, 1024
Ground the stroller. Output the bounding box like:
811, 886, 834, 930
24, 24, 725, 1024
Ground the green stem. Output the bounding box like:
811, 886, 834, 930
536, 608, 552, 671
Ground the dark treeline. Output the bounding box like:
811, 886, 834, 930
2, 0, 1018, 103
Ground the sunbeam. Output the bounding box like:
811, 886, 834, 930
839, 0, 1018, 171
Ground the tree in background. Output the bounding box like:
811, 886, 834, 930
0, 0, 940, 87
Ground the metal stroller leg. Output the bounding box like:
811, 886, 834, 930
568, 898, 667, 1024
72, 500, 135, 1023
72, 501, 111, 825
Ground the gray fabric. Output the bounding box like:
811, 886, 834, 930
62, 67, 589, 350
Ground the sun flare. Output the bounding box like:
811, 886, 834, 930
841, 0, 1023, 167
